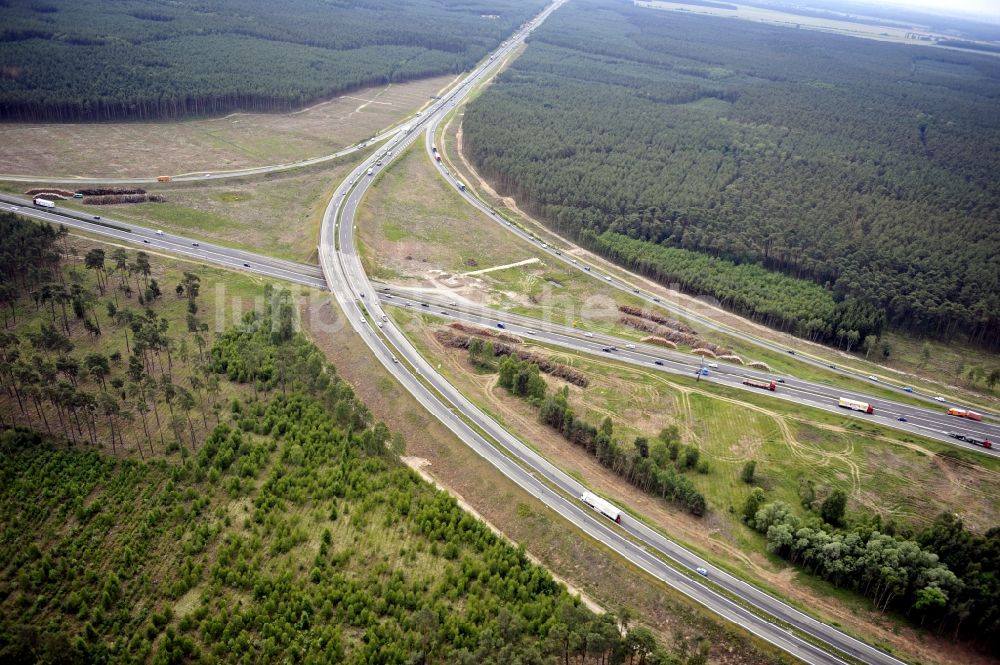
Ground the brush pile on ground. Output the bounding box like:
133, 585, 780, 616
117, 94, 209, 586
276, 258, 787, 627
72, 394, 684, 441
82, 188, 165, 205
436, 328, 588, 387
23, 186, 165, 205
620, 306, 756, 363
25, 188, 74, 198
642, 336, 678, 349
617, 305, 729, 354
618, 305, 695, 334
84, 193, 166, 205
620, 314, 697, 345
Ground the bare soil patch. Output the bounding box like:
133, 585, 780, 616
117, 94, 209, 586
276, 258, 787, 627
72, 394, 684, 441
0, 75, 454, 178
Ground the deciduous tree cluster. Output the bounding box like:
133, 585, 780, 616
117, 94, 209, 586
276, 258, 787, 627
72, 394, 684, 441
746, 498, 999, 651
479, 343, 708, 517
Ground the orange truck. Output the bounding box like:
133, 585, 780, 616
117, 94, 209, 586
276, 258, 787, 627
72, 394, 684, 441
743, 377, 776, 391
948, 408, 983, 422
157, 175, 172, 182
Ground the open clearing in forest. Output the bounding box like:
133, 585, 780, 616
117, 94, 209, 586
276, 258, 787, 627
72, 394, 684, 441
390, 307, 1000, 665
356, 140, 532, 280
635, 1, 958, 46
355, 141, 651, 324
0, 75, 454, 178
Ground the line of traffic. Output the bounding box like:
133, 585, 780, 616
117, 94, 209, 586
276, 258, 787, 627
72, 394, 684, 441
318, 6, 907, 663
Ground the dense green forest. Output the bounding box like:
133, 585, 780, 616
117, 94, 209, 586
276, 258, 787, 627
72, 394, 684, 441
0, 214, 676, 663
0, 0, 546, 122
745, 495, 1000, 653
464, 0, 1000, 349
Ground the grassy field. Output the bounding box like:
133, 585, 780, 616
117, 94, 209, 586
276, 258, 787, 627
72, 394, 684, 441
0, 75, 454, 177
357, 141, 534, 278
39, 154, 370, 264
878, 331, 1000, 403
390, 306, 1000, 665
635, 0, 949, 45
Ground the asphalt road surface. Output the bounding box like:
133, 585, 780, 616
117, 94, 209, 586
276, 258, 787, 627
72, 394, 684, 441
4, 3, 981, 660
316, 4, 912, 663
0, 194, 327, 291
375, 288, 1000, 456
10, 191, 994, 457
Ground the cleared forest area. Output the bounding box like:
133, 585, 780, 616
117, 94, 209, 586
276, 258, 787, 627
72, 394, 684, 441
0, 75, 453, 176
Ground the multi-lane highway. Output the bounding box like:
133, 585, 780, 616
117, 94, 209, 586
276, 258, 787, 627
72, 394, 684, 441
3, 4, 986, 661
0, 194, 327, 290
420, 82, 999, 421
375, 288, 1000, 455
10, 182, 995, 458
7, 187, 994, 457
315, 3, 914, 663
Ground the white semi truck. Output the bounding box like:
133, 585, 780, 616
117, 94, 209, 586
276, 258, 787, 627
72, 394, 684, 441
580, 492, 622, 524
838, 397, 873, 414
33, 197, 55, 208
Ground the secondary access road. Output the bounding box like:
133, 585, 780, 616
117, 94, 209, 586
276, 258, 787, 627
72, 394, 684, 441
319, 4, 910, 663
